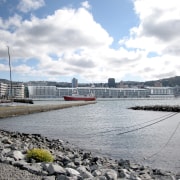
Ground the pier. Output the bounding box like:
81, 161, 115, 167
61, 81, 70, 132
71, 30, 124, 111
0, 101, 96, 118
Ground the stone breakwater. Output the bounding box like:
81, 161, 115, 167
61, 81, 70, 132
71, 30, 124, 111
0, 129, 179, 180
129, 105, 180, 112
0, 101, 96, 119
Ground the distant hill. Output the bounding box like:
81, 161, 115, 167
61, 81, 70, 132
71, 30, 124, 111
144, 76, 180, 87
0, 79, 10, 83
1, 76, 180, 87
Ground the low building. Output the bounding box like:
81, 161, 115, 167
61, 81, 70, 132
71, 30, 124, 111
146, 87, 174, 98
28, 86, 56, 98
56, 87, 150, 98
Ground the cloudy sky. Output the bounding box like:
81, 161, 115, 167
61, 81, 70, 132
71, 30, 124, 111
0, 0, 180, 83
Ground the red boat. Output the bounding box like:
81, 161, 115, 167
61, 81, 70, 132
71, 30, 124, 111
63, 95, 96, 101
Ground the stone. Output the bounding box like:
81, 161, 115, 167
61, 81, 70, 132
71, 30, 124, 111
7, 150, 25, 161
22, 163, 44, 175
74, 158, 81, 166
56, 174, 79, 180
66, 162, 77, 169
65, 167, 80, 176
77, 166, 94, 178
118, 169, 130, 178
104, 169, 118, 180
94, 176, 107, 180
92, 169, 102, 176
1, 148, 11, 155
47, 163, 66, 175
1, 137, 12, 144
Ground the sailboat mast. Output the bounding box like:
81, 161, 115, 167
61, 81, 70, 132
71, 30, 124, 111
7, 46, 12, 99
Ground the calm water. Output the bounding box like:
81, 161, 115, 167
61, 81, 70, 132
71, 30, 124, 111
0, 98, 180, 173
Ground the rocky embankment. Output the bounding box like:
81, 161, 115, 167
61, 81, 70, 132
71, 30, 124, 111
129, 105, 180, 112
0, 129, 179, 180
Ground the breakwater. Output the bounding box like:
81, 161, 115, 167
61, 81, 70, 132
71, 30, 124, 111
129, 105, 180, 112
0, 129, 178, 179
0, 101, 96, 118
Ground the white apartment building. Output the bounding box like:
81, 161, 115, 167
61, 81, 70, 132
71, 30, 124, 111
0, 82, 8, 98
27, 86, 175, 99
56, 87, 150, 98
10, 84, 25, 98
146, 87, 174, 98
28, 86, 56, 98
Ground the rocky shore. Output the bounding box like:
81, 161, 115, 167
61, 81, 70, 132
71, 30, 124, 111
0, 129, 179, 180
129, 105, 180, 112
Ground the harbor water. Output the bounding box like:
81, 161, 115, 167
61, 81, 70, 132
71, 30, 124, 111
0, 98, 180, 173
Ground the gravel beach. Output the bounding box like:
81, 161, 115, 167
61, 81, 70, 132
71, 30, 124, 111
0, 129, 179, 180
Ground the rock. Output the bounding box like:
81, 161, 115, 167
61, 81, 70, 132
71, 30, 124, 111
94, 176, 107, 180
66, 162, 77, 169
118, 169, 130, 178
56, 174, 79, 180
47, 163, 66, 175
77, 166, 94, 178
65, 167, 80, 176
7, 150, 25, 161
74, 158, 81, 166
103, 169, 118, 180
92, 169, 102, 176
22, 163, 44, 175
1, 137, 12, 144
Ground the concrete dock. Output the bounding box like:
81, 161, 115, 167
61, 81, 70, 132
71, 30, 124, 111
0, 101, 96, 118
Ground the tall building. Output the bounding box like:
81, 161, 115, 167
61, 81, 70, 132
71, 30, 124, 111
108, 78, 116, 88
72, 78, 78, 88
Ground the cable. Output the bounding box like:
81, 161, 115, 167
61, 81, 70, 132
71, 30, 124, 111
84, 112, 177, 137
145, 119, 180, 160
117, 112, 179, 136
98, 112, 175, 135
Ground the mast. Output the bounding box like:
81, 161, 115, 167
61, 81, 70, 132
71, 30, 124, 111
7, 46, 12, 99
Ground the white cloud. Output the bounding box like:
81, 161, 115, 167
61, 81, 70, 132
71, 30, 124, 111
81, 1, 91, 9
17, 0, 45, 13
119, 0, 180, 80
0, 1, 180, 82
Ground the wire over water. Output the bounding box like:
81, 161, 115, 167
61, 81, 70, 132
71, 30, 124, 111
117, 112, 179, 136
144, 118, 180, 160
84, 112, 178, 137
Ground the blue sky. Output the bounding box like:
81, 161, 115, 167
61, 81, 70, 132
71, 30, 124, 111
0, 0, 180, 83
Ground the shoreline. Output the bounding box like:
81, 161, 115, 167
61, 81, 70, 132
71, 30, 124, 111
0, 101, 96, 118
0, 129, 179, 179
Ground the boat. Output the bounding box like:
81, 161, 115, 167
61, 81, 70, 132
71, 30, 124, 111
63, 89, 96, 101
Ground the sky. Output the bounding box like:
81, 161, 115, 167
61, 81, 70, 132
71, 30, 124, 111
0, 0, 180, 83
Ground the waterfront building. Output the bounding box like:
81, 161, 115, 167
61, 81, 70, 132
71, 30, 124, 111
146, 87, 174, 98
0, 82, 8, 98
10, 83, 25, 99
27, 86, 175, 99
56, 87, 150, 98
28, 86, 56, 98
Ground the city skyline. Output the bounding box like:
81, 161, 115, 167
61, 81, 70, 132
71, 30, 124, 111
0, 0, 180, 83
